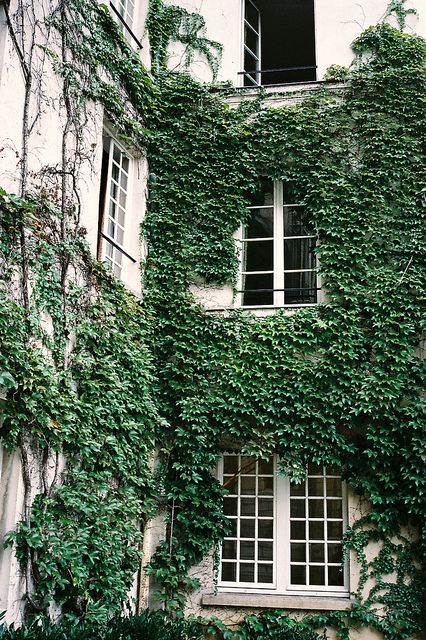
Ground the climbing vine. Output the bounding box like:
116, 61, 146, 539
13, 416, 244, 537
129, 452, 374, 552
0, 0, 425, 638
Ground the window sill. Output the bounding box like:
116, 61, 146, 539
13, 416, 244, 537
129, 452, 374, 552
202, 592, 352, 611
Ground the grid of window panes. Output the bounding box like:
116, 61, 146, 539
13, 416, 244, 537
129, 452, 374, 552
283, 201, 317, 305
244, 0, 260, 86
289, 465, 345, 589
110, 0, 135, 30
221, 455, 275, 586
104, 141, 129, 278
241, 180, 274, 306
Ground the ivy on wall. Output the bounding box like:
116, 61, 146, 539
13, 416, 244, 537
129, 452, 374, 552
0, 0, 425, 638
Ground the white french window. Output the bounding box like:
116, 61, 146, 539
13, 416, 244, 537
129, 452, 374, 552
219, 454, 348, 596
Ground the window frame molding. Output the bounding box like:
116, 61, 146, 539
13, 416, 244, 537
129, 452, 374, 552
217, 455, 349, 598
235, 180, 321, 310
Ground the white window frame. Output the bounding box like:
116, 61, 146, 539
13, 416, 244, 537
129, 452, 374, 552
243, 0, 261, 86
101, 134, 133, 280
218, 455, 349, 597
236, 180, 320, 309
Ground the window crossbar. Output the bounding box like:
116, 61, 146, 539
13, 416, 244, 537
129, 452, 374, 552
239, 65, 317, 75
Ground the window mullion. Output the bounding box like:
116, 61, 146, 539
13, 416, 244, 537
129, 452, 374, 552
274, 181, 284, 307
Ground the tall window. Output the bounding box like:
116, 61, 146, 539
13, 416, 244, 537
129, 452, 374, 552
242, 0, 316, 86
240, 180, 318, 308
98, 136, 131, 279
219, 455, 348, 594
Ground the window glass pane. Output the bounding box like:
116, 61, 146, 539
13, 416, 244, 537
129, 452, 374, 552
258, 458, 274, 475
290, 499, 305, 518
250, 180, 274, 207
290, 521, 306, 540
290, 482, 306, 496
308, 464, 323, 475
290, 543, 306, 562
116, 227, 124, 246
113, 263, 122, 277
240, 456, 256, 474
120, 172, 128, 190
328, 566, 344, 586
245, 24, 259, 56
121, 156, 129, 172
245, 0, 259, 31
258, 476, 273, 496
240, 519, 255, 538
223, 456, 238, 474
244, 208, 273, 239
113, 145, 121, 164
327, 521, 343, 541
242, 273, 273, 306
309, 543, 325, 562
241, 498, 255, 516
308, 499, 324, 518
284, 238, 316, 270
228, 519, 237, 537
258, 498, 273, 517
327, 500, 343, 519
258, 520, 273, 539
243, 240, 273, 272
240, 476, 256, 494
223, 476, 238, 494
112, 163, 119, 182
240, 564, 255, 582
328, 544, 342, 563
284, 205, 315, 236
291, 565, 306, 585
240, 541, 255, 560
309, 566, 325, 585
308, 478, 324, 496
258, 541, 273, 561
326, 478, 342, 497
222, 540, 237, 559
258, 564, 273, 583
244, 49, 259, 85
284, 271, 317, 305
221, 563, 236, 581
224, 498, 237, 516
309, 521, 324, 540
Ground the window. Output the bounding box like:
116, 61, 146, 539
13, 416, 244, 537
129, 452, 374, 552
242, 0, 316, 86
219, 455, 348, 595
239, 180, 318, 308
98, 135, 134, 279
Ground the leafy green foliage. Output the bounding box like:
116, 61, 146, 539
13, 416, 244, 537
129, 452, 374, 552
0, 610, 203, 639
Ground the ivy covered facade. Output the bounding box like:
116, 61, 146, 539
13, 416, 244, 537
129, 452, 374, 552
0, 1, 425, 639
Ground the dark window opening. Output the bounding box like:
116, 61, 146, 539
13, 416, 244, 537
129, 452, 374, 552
243, 0, 316, 86
97, 144, 110, 260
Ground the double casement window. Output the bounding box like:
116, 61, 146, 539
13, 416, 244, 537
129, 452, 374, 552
219, 455, 348, 595
239, 180, 319, 308
241, 0, 316, 86
98, 135, 133, 279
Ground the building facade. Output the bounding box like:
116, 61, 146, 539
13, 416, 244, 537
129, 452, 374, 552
0, 0, 424, 637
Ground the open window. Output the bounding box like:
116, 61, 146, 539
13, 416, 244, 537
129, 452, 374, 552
242, 0, 316, 86
97, 133, 136, 279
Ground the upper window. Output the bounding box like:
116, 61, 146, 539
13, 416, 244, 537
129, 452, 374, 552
98, 135, 134, 279
242, 0, 316, 86
219, 455, 348, 595
239, 180, 318, 308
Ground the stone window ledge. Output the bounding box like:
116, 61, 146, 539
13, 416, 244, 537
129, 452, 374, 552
202, 592, 353, 611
